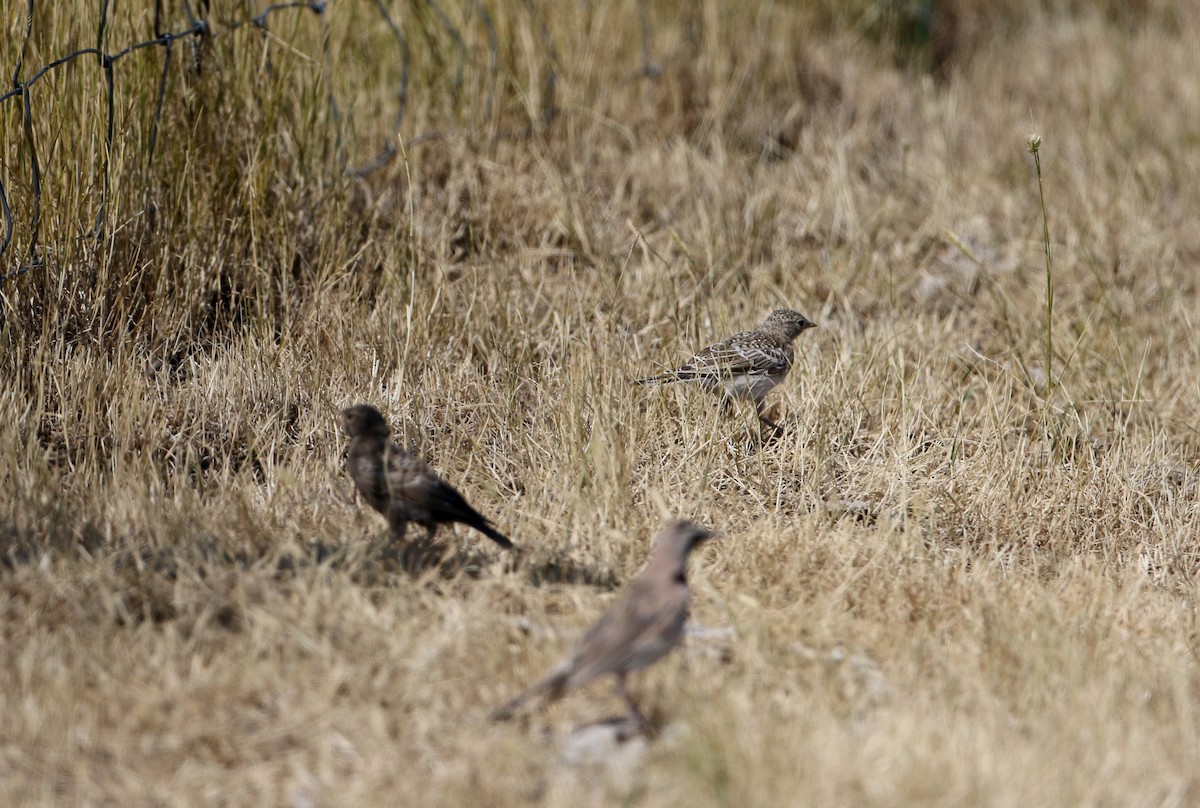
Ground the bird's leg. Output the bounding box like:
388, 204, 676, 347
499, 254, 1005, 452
420, 523, 460, 561
371, 517, 408, 565
614, 673, 648, 737
755, 401, 784, 436
396, 524, 444, 574
758, 413, 784, 434
387, 516, 410, 543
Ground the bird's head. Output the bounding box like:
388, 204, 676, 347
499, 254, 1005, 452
341, 404, 390, 439
762, 308, 817, 341
652, 520, 717, 566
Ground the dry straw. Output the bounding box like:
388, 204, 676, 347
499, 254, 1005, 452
2, 1, 1200, 805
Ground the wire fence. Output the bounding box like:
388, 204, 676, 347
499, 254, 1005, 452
0, 0, 549, 286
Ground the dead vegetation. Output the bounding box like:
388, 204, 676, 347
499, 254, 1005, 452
2, 1, 1200, 805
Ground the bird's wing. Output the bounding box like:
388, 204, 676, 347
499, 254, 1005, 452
382, 446, 439, 503
384, 446, 492, 523
563, 578, 689, 691
424, 477, 489, 523
675, 332, 791, 379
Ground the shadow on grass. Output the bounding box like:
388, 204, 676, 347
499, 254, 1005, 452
278, 536, 622, 590
1, 523, 622, 631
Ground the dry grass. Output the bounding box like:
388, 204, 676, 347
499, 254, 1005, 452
3, 0, 1200, 805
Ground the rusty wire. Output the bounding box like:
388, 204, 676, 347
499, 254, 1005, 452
0, 0, 399, 285
0, 1, 654, 286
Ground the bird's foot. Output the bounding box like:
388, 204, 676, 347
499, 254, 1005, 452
615, 709, 649, 741
757, 414, 786, 442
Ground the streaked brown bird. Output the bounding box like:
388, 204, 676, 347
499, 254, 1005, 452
636, 308, 816, 429
341, 404, 513, 549
492, 520, 714, 731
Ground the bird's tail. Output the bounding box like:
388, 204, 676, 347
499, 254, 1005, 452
490, 667, 571, 722
476, 520, 514, 549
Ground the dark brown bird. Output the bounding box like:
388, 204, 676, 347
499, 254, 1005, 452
341, 404, 513, 549
492, 521, 714, 731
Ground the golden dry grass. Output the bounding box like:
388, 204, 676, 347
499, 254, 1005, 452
3, 1, 1200, 805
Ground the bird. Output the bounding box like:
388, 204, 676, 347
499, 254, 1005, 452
340, 404, 514, 549
491, 521, 714, 733
635, 308, 817, 430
